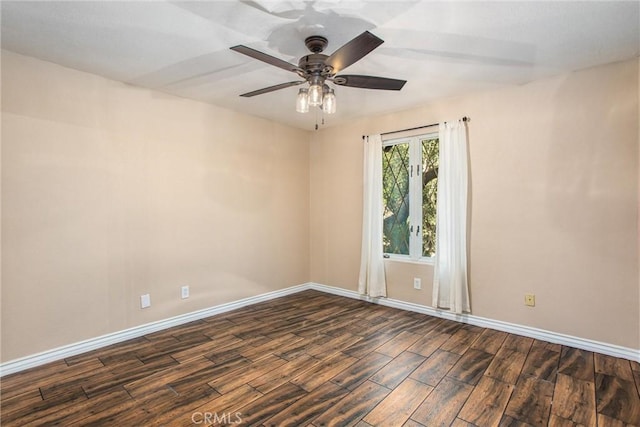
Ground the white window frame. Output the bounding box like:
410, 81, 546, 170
382, 131, 438, 264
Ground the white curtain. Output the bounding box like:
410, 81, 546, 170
358, 134, 387, 297
433, 119, 470, 314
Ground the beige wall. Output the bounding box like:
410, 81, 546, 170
1, 51, 310, 362
311, 59, 639, 349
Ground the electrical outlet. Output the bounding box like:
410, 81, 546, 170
140, 294, 151, 309
413, 278, 421, 290
181, 285, 189, 299
525, 294, 535, 307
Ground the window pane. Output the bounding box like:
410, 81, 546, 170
382, 143, 410, 255
422, 137, 439, 257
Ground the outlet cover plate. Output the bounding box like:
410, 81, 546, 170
181, 286, 189, 299
525, 294, 535, 307
140, 294, 151, 309
413, 278, 421, 290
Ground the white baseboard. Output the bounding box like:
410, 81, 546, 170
0, 284, 310, 377
306, 282, 640, 363
2, 281, 638, 376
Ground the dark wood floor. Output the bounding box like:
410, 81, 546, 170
1, 290, 639, 427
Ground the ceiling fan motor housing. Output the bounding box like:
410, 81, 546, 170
298, 53, 333, 77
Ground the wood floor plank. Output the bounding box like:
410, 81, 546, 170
168, 354, 251, 395
170, 384, 263, 427
551, 373, 596, 427
521, 346, 560, 382
239, 332, 304, 361
597, 412, 638, 427
263, 381, 350, 427
330, 351, 393, 391
0, 389, 43, 417
36, 389, 133, 426
558, 346, 595, 382
370, 351, 426, 389
248, 353, 320, 394
499, 414, 532, 426
343, 331, 395, 358
595, 373, 640, 425
232, 382, 308, 425
123, 356, 214, 398
135, 335, 206, 363
170, 333, 243, 363
274, 335, 331, 360
440, 327, 481, 355
142, 386, 222, 426
64, 337, 149, 365
404, 316, 443, 336
451, 418, 477, 427
410, 349, 461, 387
305, 332, 362, 359
1, 358, 103, 402
595, 353, 634, 381
290, 351, 359, 392
447, 348, 494, 385
406, 331, 451, 358
458, 376, 514, 426
208, 353, 287, 394
504, 374, 554, 426
375, 331, 422, 358
410, 377, 474, 426
502, 334, 534, 354
109, 383, 218, 426
548, 414, 585, 426
470, 328, 508, 354
363, 378, 433, 427
82, 356, 177, 398
312, 380, 390, 427
1, 386, 89, 426
203, 339, 255, 364
485, 348, 527, 385
436, 319, 463, 335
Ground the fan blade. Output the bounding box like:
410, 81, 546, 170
325, 31, 384, 73
230, 45, 300, 73
333, 75, 406, 90
240, 81, 305, 97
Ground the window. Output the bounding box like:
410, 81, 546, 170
382, 133, 439, 261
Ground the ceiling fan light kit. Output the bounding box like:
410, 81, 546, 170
230, 31, 406, 123
296, 88, 310, 113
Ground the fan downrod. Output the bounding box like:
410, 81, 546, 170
304, 36, 328, 53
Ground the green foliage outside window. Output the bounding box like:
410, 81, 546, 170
421, 138, 439, 257
382, 143, 411, 255
382, 137, 439, 258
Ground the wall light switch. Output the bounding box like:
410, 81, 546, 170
140, 294, 151, 309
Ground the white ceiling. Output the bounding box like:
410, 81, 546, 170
2, 1, 639, 130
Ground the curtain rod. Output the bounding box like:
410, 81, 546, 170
362, 116, 469, 140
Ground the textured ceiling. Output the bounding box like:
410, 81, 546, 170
2, 1, 639, 130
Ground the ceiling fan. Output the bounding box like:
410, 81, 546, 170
230, 31, 407, 114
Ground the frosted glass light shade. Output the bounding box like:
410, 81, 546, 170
308, 83, 323, 106
323, 89, 336, 114
296, 88, 309, 113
